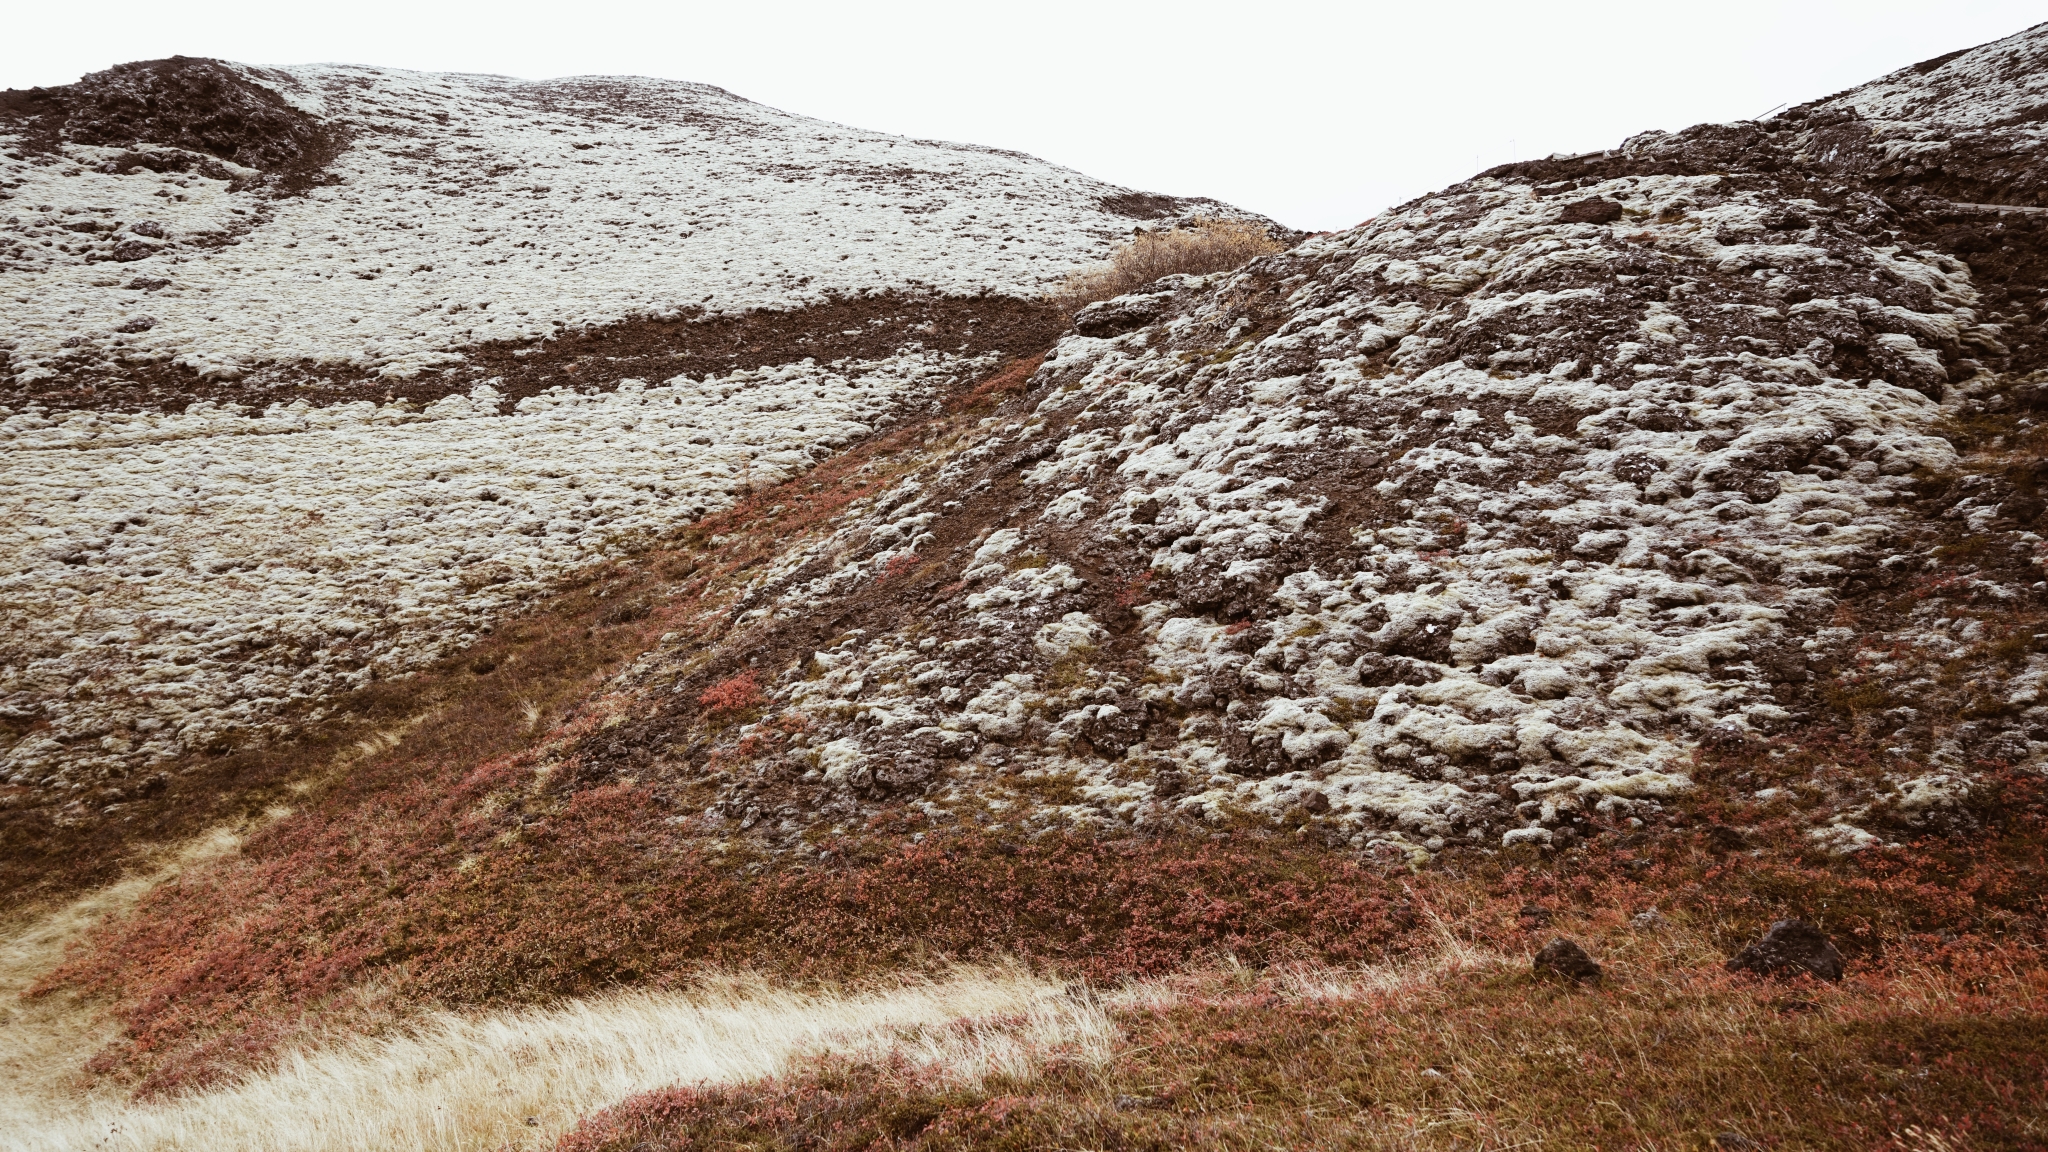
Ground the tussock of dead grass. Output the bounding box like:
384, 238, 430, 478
1048, 217, 1284, 313
4, 967, 1106, 1152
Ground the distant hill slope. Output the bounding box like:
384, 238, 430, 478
0, 57, 1243, 404
0, 58, 1270, 862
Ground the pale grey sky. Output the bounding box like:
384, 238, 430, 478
3, 1, 2039, 230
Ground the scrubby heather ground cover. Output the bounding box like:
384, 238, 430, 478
40, 713, 2034, 1139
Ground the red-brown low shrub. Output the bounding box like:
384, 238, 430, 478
697, 671, 762, 717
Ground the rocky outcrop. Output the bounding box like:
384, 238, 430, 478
0, 57, 339, 188
1533, 937, 1603, 984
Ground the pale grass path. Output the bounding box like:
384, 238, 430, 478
0, 828, 245, 1134
0, 848, 1111, 1152
6, 969, 1108, 1152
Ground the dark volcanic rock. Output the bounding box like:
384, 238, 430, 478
0, 56, 340, 189
1558, 197, 1624, 224
1726, 919, 1845, 982
1073, 293, 1167, 338
1534, 937, 1603, 983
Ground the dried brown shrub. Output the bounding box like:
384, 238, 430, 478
1048, 217, 1285, 313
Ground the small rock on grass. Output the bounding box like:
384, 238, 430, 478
1705, 824, 1748, 852
1725, 919, 1844, 982
1533, 937, 1602, 984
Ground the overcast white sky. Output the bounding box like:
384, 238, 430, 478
3, 2, 2041, 231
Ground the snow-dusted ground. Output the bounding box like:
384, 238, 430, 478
581, 25, 2048, 858
1823, 24, 2048, 127
0, 352, 990, 788
2, 63, 1219, 387
0, 61, 1256, 796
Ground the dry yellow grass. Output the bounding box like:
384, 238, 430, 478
1049, 216, 1284, 312
13, 878, 2038, 1152
2, 966, 1110, 1152
0, 843, 1473, 1152
0, 827, 245, 1135
1, 907, 1492, 1152
550, 926, 2045, 1152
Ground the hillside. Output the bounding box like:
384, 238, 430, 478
463, 24, 2048, 861
6, 27, 2048, 1152
0, 57, 1264, 880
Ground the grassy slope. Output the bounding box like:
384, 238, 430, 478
557, 950, 2046, 1151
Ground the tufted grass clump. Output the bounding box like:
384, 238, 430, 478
1049, 217, 1285, 314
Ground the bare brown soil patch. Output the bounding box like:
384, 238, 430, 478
1, 293, 1065, 415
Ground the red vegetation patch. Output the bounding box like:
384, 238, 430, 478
1112, 570, 1154, 608
37, 765, 2048, 1098
45, 810, 1440, 1095
877, 552, 923, 581
697, 671, 762, 717
946, 354, 1043, 414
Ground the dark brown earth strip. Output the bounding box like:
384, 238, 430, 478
0, 292, 1068, 415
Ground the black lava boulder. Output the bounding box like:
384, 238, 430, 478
1073, 293, 1165, 338
1533, 937, 1602, 984
1725, 919, 1844, 982
1558, 197, 1624, 225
